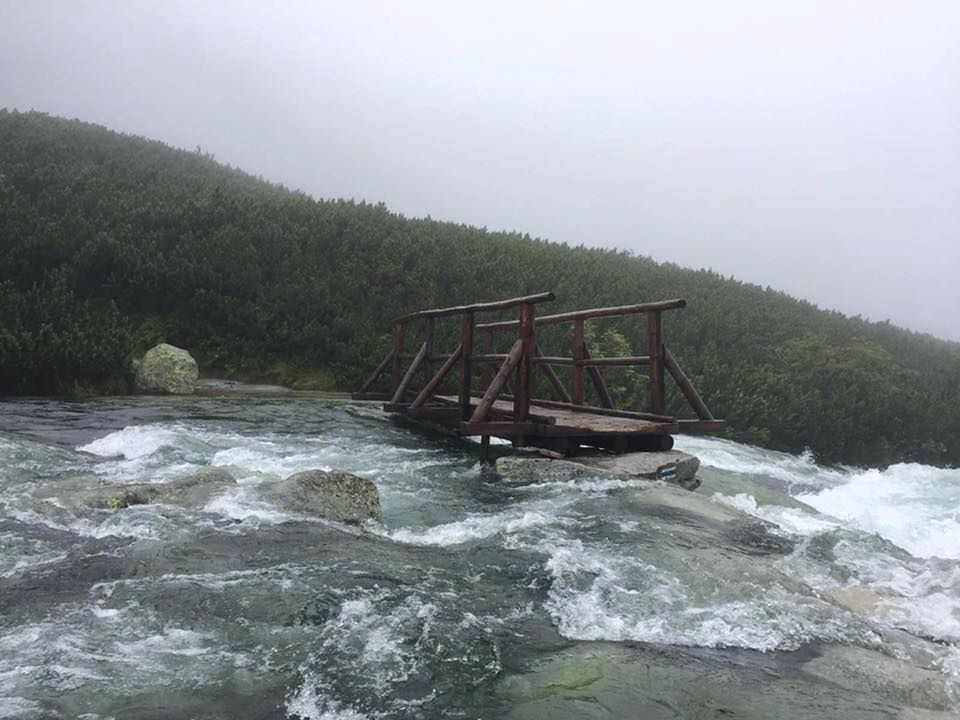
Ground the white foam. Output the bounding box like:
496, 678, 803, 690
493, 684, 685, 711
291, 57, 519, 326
77, 425, 182, 460
285, 675, 369, 720
797, 463, 960, 560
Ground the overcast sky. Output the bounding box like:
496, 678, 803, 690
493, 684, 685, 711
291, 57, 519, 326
2, 1, 958, 340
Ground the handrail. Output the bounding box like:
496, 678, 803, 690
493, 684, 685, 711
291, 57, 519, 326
392, 292, 555, 324
475, 299, 685, 331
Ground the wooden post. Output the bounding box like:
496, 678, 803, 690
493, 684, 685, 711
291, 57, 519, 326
390, 323, 405, 395
664, 346, 714, 420
582, 343, 614, 409
470, 339, 523, 422
410, 344, 462, 409
534, 344, 572, 403
479, 434, 491, 464
647, 310, 665, 415
356, 348, 394, 394
391, 341, 428, 404
571, 319, 584, 405
459, 312, 475, 420
514, 303, 535, 424
423, 318, 434, 383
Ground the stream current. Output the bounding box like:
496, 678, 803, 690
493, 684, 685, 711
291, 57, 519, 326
0, 392, 958, 718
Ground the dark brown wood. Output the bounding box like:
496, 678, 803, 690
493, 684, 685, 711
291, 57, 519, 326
394, 292, 554, 323
460, 421, 542, 437
459, 312, 475, 420
390, 341, 428, 404
677, 419, 726, 432
423, 318, 434, 382
469, 339, 523, 423
410, 344, 463, 409
479, 435, 491, 464
647, 310, 665, 415
534, 344, 573, 403
571, 319, 584, 405
582, 343, 614, 409
664, 347, 715, 421
514, 303, 535, 424
501, 396, 675, 423
390, 323, 406, 394
476, 299, 686, 331
356, 348, 394, 394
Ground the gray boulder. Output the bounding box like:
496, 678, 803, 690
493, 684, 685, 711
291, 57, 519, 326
266, 469, 382, 524
496, 449, 701, 490
135, 343, 199, 394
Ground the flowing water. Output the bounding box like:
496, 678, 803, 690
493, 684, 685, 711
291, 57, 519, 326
0, 392, 958, 719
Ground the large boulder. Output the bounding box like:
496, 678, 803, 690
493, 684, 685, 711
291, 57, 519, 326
266, 470, 382, 524
496, 449, 701, 490
135, 343, 199, 394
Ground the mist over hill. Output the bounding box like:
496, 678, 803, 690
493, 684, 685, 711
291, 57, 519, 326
1, 110, 957, 467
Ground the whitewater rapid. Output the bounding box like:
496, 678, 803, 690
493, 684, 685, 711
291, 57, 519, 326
0, 395, 957, 718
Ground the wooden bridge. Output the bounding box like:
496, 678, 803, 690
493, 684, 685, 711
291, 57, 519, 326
353, 292, 723, 460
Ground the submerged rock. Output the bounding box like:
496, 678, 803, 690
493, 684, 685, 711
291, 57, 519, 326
134, 343, 199, 394
43, 467, 237, 510
266, 469, 382, 524
496, 449, 701, 490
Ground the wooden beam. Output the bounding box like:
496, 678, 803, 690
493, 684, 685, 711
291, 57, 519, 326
459, 312, 475, 420
514, 303, 535, 424
664, 347, 715, 421
390, 341, 428, 404
534, 344, 572, 403
390, 323, 405, 394
647, 310, 665, 416
501, 396, 675, 423
356, 348, 394, 394
476, 299, 686, 331
677, 419, 726, 432
393, 292, 554, 323
582, 343, 614, 409
571, 319, 584, 405
469, 339, 523, 423
460, 421, 542, 437
411, 344, 463, 409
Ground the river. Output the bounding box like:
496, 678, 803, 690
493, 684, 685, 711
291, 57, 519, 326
0, 392, 957, 718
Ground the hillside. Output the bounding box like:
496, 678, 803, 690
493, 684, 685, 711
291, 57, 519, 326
1, 110, 957, 467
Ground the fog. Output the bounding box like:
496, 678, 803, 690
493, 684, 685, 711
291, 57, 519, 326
2, 1, 958, 340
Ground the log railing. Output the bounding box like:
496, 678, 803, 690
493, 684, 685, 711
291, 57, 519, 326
355, 292, 718, 445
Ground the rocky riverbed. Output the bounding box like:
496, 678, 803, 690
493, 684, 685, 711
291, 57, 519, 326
0, 393, 957, 718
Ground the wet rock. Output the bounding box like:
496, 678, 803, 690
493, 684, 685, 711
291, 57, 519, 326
801, 645, 957, 712
266, 469, 382, 524
42, 467, 236, 510
496, 450, 700, 490
134, 343, 199, 394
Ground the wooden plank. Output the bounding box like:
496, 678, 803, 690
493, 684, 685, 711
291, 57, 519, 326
571, 319, 584, 405
469, 339, 523, 423
534, 344, 572, 403
476, 299, 686, 331
677, 419, 726, 432
664, 347, 714, 421
356, 348, 394, 394
460, 421, 542, 437
459, 312, 475, 420
393, 292, 554, 323
502, 396, 675, 423
582, 343, 614, 409
390, 323, 406, 394
514, 303, 535, 423
647, 310, 665, 415
390, 340, 428, 404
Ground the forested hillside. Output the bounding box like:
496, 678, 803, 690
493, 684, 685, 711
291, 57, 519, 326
1, 110, 958, 467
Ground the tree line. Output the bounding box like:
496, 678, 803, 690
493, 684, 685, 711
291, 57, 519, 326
1, 110, 957, 468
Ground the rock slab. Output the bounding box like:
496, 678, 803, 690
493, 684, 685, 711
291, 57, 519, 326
135, 343, 199, 394
267, 469, 382, 524
496, 449, 700, 490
